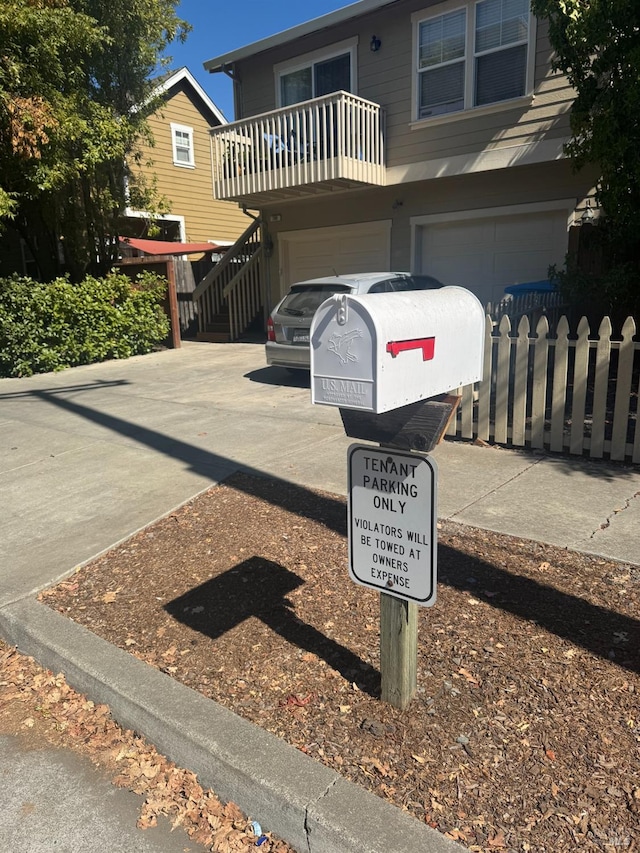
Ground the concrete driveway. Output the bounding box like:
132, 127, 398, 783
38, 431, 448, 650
1, 341, 639, 853
1, 341, 639, 611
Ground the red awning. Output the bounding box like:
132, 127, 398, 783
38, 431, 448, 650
119, 236, 224, 256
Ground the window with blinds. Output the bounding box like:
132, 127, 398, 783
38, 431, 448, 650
475, 0, 529, 106
418, 9, 467, 118
416, 0, 531, 120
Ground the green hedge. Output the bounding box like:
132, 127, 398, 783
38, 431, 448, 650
0, 271, 170, 378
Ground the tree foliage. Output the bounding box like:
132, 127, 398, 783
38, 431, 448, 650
0, 0, 188, 280
532, 0, 640, 315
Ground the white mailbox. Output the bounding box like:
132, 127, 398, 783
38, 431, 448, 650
310, 287, 484, 413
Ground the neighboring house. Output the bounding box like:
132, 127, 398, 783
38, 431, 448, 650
200, 0, 597, 337
123, 66, 248, 248
0, 67, 248, 282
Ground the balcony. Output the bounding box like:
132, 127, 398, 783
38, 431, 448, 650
210, 91, 385, 206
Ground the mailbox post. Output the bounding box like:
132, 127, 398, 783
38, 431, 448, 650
310, 287, 485, 709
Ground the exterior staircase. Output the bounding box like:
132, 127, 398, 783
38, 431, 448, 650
193, 216, 264, 342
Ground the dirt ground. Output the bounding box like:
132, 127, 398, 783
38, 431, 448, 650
41, 472, 640, 853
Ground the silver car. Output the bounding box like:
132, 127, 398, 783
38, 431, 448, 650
265, 272, 444, 371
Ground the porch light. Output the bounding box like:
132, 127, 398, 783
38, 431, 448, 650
370, 35, 381, 52
580, 200, 594, 224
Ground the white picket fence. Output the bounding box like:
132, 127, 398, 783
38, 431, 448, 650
447, 314, 640, 464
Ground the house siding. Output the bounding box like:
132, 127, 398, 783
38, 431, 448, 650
263, 158, 596, 302
133, 84, 248, 243
235, 1, 574, 179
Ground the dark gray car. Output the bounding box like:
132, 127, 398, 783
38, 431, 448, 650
265, 272, 444, 371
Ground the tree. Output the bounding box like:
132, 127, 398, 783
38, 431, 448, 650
0, 0, 188, 280
532, 0, 640, 316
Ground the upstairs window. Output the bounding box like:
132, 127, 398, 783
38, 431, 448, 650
415, 0, 532, 121
276, 41, 356, 107
475, 0, 530, 105
418, 8, 467, 118
171, 123, 195, 167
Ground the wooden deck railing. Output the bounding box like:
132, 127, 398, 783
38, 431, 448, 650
210, 91, 385, 201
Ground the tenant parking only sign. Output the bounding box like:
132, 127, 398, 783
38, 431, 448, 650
347, 444, 438, 606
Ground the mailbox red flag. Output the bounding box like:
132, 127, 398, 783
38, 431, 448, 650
386, 337, 435, 361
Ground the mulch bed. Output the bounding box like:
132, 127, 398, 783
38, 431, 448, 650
42, 472, 640, 853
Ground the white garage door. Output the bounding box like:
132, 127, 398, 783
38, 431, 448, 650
418, 208, 570, 308
278, 221, 391, 296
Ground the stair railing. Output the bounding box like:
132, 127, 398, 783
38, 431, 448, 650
194, 217, 263, 340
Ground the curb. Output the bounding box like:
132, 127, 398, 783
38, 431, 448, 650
0, 598, 464, 853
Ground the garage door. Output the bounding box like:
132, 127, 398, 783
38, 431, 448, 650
278, 221, 391, 296
417, 208, 570, 308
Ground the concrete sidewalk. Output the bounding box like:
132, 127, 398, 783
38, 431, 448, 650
1, 342, 639, 853
0, 732, 209, 853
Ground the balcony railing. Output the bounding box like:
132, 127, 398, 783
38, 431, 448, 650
211, 91, 385, 203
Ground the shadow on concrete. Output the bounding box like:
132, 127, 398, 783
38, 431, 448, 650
0, 379, 131, 400
244, 366, 310, 388
165, 557, 381, 697
2, 377, 635, 482
0, 381, 346, 536
442, 437, 639, 482
2, 380, 637, 673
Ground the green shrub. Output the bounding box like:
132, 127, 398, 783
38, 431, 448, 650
0, 271, 170, 377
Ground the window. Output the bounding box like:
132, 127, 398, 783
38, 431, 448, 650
276, 41, 356, 107
415, 0, 531, 120
475, 0, 529, 105
170, 123, 194, 167
418, 9, 467, 118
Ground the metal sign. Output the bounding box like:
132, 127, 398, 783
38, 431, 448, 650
347, 444, 438, 606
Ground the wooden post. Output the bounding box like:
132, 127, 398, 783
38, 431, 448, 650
380, 420, 420, 711
116, 255, 181, 349
165, 258, 182, 350
340, 394, 460, 453
341, 395, 460, 711
380, 593, 417, 709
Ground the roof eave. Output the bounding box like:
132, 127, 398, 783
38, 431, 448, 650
204, 0, 399, 73
152, 67, 228, 124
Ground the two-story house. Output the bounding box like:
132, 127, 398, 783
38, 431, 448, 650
200, 0, 596, 338
123, 66, 249, 248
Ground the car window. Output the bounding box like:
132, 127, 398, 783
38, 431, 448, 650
367, 280, 394, 293
405, 275, 444, 290
277, 284, 352, 318
371, 276, 443, 292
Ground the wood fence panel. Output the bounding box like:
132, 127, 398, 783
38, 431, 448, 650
550, 316, 570, 453
446, 388, 462, 436
449, 311, 638, 464
634, 364, 640, 464
494, 316, 512, 444
476, 317, 493, 441
590, 317, 612, 458
570, 317, 590, 455
610, 316, 636, 461
461, 383, 475, 439
512, 316, 530, 446
530, 315, 549, 449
